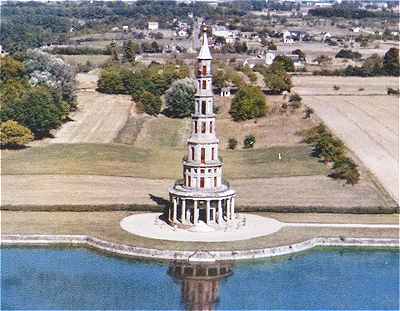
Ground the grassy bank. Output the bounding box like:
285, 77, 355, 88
2, 143, 329, 179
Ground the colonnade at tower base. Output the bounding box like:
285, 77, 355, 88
168, 187, 236, 227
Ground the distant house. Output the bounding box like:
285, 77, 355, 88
322, 32, 332, 42
220, 86, 231, 97
264, 50, 305, 69
148, 22, 159, 31
177, 29, 188, 38
282, 30, 308, 44
213, 25, 239, 44
111, 27, 120, 32
0, 45, 8, 57
122, 25, 129, 33
352, 27, 361, 33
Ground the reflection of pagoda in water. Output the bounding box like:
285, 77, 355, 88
168, 262, 233, 311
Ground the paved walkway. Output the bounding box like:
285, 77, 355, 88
120, 213, 399, 242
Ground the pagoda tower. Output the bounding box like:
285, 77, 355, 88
168, 29, 236, 227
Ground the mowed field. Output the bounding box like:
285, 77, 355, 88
293, 76, 399, 203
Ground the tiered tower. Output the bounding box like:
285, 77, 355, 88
168, 29, 236, 227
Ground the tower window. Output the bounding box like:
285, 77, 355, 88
201, 101, 206, 114
202, 65, 207, 75
201, 122, 206, 133
211, 147, 215, 160
201, 148, 205, 163
200, 177, 205, 188
202, 80, 207, 89
209, 121, 213, 133
191, 146, 195, 161
214, 177, 217, 187
194, 121, 198, 133
188, 176, 191, 187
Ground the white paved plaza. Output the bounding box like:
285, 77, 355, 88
120, 213, 399, 242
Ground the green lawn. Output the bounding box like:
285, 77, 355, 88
2, 143, 329, 179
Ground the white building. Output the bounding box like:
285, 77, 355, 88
213, 25, 239, 44
148, 22, 159, 31
168, 30, 236, 227
122, 25, 129, 32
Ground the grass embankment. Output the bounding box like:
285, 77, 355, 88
2, 143, 328, 179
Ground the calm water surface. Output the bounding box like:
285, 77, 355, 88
1, 247, 399, 310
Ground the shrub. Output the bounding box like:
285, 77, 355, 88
0, 120, 33, 147
335, 49, 362, 60
243, 134, 256, 149
228, 138, 238, 150
330, 158, 360, 185
387, 87, 400, 95
230, 85, 267, 121
139, 91, 162, 116
164, 78, 196, 118
304, 106, 314, 119
289, 93, 302, 103
383, 48, 400, 76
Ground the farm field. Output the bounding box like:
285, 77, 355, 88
293, 76, 399, 203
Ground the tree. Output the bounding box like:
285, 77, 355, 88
97, 67, 126, 94
123, 40, 140, 63
383, 48, 400, 76
273, 55, 295, 72
0, 86, 64, 137
264, 67, 292, 94
165, 78, 196, 118
0, 120, 33, 148
0, 56, 25, 81
138, 91, 162, 116
243, 134, 256, 148
291, 49, 306, 61
230, 85, 267, 121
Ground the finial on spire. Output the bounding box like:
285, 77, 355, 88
198, 26, 212, 60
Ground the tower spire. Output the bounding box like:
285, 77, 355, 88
198, 29, 212, 60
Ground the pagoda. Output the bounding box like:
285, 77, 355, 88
168, 29, 236, 227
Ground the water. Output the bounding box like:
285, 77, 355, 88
1, 247, 399, 310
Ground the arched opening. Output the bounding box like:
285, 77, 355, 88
202, 65, 207, 75
201, 101, 206, 114
202, 80, 207, 89
194, 121, 198, 133
201, 148, 205, 163
191, 146, 195, 160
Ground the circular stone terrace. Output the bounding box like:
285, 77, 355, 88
120, 213, 399, 243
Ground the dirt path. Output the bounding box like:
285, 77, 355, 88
297, 93, 398, 203
48, 73, 132, 144
2, 175, 393, 211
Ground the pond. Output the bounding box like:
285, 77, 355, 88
1, 247, 399, 310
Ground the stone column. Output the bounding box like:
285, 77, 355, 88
231, 197, 235, 220
173, 197, 177, 222
169, 195, 172, 221
181, 199, 186, 223
226, 199, 230, 221
194, 200, 199, 224
206, 200, 210, 224
217, 199, 223, 224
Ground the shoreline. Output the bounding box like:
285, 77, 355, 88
2, 204, 398, 214
2, 234, 398, 262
